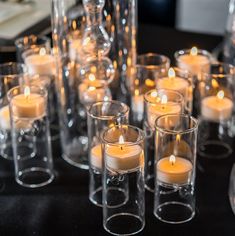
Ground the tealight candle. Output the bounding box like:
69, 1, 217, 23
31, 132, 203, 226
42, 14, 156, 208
78, 74, 112, 106
24, 48, 56, 76
157, 154, 193, 185
106, 135, 143, 172
176, 47, 210, 76
147, 93, 181, 128
157, 68, 188, 97
0, 105, 10, 130
12, 87, 45, 119
201, 90, 233, 121
90, 144, 102, 170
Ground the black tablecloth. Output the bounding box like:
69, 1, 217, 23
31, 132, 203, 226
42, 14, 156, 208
1, 24, 235, 236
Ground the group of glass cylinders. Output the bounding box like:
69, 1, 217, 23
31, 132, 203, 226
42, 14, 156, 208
0, 0, 235, 235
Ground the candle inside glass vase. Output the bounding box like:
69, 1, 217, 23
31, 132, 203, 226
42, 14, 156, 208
78, 74, 112, 106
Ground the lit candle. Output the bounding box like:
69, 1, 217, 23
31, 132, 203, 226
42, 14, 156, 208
106, 135, 144, 172
0, 105, 10, 130
78, 74, 112, 106
201, 90, 233, 121
90, 144, 102, 170
177, 47, 210, 76
24, 48, 56, 76
157, 68, 189, 97
147, 92, 181, 128
12, 87, 45, 118
157, 154, 193, 185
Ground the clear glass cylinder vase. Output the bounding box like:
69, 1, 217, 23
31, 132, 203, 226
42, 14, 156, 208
51, 0, 91, 169
87, 100, 129, 207
101, 125, 145, 235
154, 114, 198, 224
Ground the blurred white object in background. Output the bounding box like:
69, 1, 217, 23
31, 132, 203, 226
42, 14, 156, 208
176, 0, 230, 35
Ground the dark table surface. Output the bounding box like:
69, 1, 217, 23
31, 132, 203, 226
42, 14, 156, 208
1, 23, 234, 236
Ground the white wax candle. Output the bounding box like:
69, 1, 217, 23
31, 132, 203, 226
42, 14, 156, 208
157, 155, 193, 185
177, 47, 210, 76
201, 91, 233, 121
12, 87, 45, 119
90, 144, 102, 170
0, 105, 10, 130
157, 75, 188, 97
25, 52, 56, 76
106, 144, 143, 172
78, 80, 112, 106
147, 96, 181, 128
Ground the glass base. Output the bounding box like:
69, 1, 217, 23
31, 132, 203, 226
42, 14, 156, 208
145, 174, 154, 193
16, 167, 54, 188
104, 213, 145, 236
198, 140, 232, 159
90, 186, 128, 208
0, 142, 13, 160
62, 136, 89, 169
154, 201, 195, 224
62, 153, 88, 169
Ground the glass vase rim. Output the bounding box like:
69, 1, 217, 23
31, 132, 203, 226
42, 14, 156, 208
7, 84, 48, 102
101, 124, 145, 146
174, 48, 213, 59
144, 89, 184, 105
87, 100, 130, 120
136, 53, 170, 70
15, 34, 51, 48
155, 113, 198, 134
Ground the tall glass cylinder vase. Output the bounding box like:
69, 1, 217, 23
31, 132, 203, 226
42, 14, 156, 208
51, 0, 91, 169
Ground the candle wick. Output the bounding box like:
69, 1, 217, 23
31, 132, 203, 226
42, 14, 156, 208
120, 146, 123, 151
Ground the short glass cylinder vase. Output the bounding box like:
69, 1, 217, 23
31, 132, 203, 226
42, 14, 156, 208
8, 85, 54, 188
144, 89, 184, 192
156, 67, 193, 114
87, 100, 129, 207
102, 125, 145, 236
0, 62, 27, 160
130, 53, 170, 127
198, 63, 235, 159
15, 35, 51, 63
154, 114, 198, 224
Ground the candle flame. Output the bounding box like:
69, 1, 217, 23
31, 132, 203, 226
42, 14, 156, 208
211, 79, 219, 89
24, 86, 30, 99
89, 74, 96, 81
168, 68, 175, 79
217, 90, 224, 100
39, 47, 46, 56
145, 79, 155, 87
176, 134, 181, 142
190, 46, 198, 56
119, 135, 125, 144
72, 20, 77, 30
169, 155, 176, 165
134, 89, 139, 96
161, 95, 168, 104
151, 91, 158, 98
